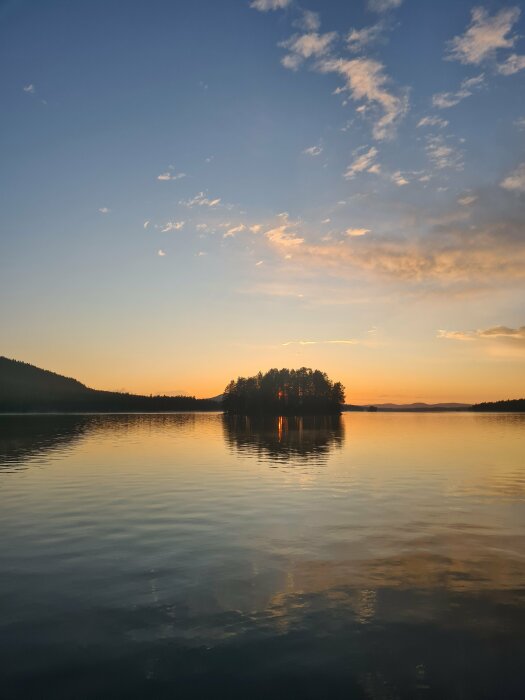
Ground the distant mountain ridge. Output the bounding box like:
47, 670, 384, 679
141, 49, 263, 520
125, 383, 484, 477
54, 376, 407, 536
373, 402, 471, 410
0, 357, 218, 413
343, 402, 471, 412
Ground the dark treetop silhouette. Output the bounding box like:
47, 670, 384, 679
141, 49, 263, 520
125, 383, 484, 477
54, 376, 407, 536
222, 368, 345, 416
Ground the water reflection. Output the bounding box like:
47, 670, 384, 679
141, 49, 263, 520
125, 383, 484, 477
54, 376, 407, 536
0, 413, 203, 469
0, 412, 524, 698
223, 414, 344, 463
0, 414, 91, 468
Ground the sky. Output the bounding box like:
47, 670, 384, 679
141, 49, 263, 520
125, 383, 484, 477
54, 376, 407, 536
1, 0, 524, 403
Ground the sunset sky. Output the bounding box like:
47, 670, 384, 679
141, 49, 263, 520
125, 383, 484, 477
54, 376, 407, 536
1, 0, 524, 403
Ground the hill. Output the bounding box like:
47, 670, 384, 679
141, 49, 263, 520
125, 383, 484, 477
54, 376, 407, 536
0, 357, 218, 413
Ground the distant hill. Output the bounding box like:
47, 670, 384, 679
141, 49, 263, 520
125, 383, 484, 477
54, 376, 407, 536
343, 402, 471, 412
0, 357, 218, 413
471, 399, 525, 412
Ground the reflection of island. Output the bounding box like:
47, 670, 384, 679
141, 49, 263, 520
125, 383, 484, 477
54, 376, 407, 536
222, 414, 344, 463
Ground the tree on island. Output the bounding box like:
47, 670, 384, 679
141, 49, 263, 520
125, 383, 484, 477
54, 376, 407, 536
222, 368, 345, 415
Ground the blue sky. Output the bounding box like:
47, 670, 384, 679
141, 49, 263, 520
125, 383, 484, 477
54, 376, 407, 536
1, 0, 524, 402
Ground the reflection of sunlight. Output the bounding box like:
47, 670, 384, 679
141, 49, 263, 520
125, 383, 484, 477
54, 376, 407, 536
223, 414, 344, 464
356, 588, 377, 625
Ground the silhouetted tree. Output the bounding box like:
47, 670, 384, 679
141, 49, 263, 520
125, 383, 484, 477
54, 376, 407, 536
222, 368, 345, 415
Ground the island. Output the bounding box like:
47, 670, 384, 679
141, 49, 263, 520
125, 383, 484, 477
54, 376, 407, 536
222, 368, 345, 416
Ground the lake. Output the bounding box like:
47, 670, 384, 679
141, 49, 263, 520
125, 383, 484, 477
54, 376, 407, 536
0, 412, 524, 699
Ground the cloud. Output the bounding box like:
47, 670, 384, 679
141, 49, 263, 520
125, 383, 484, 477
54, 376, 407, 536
157, 171, 186, 181
23, 84, 35, 94
265, 213, 525, 293
224, 224, 246, 238
318, 57, 408, 140
514, 117, 525, 130
417, 116, 449, 128
250, 224, 262, 233
282, 339, 360, 346
501, 163, 525, 192
346, 228, 370, 237
303, 145, 323, 156
281, 31, 337, 70
250, 0, 291, 10
265, 221, 304, 250
182, 192, 221, 207
347, 22, 385, 53
432, 73, 484, 109
425, 135, 463, 170
161, 221, 185, 232
438, 326, 525, 342
497, 53, 525, 75
344, 146, 379, 179
98, 207, 110, 214
367, 0, 402, 12
255, 260, 264, 266
391, 170, 409, 186
446, 7, 520, 65
458, 195, 477, 206
157, 249, 167, 257
296, 9, 320, 32
143, 220, 150, 229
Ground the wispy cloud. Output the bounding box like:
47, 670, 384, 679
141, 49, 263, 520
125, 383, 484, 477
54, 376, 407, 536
432, 73, 484, 109
438, 326, 525, 342
157, 171, 186, 181
344, 146, 380, 179
282, 339, 360, 346
425, 135, 463, 170
346, 228, 371, 237
98, 207, 110, 214
303, 144, 323, 156
250, 0, 291, 10
446, 7, 520, 65
367, 0, 402, 13
23, 84, 35, 94
157, 249, 167, 257
296, 9, 320, 32
143, 220, 150, 229
347, 22, 385, 53
501, 163, 525, 192
266, 213, 525, 293
318, 57, 408, 140
417, 115, 449, 128
497, 53, 525, 75
458, 194, 477, 206
281, 31, 337, 70
224, 223, 246, 238
181, 192, 221, 207
391, 170, 409, 186
161, 221, 185, 232
265, 217, 305, 251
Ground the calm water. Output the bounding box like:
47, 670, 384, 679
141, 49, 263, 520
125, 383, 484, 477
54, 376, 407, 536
0, 412, 524, 699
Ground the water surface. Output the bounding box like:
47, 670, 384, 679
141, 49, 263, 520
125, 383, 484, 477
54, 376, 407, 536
1, 412, 524, 698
